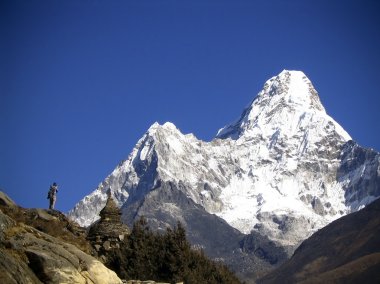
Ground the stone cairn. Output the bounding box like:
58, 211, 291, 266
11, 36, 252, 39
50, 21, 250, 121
87, 189, 130, 260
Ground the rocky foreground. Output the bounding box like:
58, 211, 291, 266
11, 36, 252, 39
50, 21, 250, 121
0, 191, 237, 284
0, 191, 123, 284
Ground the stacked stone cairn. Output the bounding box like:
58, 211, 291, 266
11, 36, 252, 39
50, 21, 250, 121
87, 189, 130, 260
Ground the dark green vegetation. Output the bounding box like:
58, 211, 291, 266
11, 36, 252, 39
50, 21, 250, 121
107, 217, 241, 284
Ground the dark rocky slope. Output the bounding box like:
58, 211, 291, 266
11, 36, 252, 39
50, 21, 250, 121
259, 196, 380, 283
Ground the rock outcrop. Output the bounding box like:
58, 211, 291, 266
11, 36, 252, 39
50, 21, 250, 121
0, 190, 17, 208
122, 181, 288, 281
0, 191, 122, 284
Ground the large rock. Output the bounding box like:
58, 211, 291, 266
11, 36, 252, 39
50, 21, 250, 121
0, 247, 43, 284
0, 209, 122, 284
0, 192, 91, 255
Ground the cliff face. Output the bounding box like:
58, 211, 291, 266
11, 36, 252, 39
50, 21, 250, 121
0, 191, 123, 284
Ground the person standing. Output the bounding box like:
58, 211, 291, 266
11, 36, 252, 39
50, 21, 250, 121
48, 182, 59, 210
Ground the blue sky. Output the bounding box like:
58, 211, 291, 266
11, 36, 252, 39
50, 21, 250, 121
1, 0, 379, 212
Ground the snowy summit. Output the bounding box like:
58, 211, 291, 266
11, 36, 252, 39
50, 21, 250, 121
217, 70, 349, 141
69, 70, 379, 249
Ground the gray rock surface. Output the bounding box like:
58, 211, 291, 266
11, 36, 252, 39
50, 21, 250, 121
0, 195, 122, 284
122, 181, 287, 282
338, 140, 380, 209
259, 196, 380, 283
0, 246, 43, 284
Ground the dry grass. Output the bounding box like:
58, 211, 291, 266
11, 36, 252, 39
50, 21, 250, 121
0, 205, 92, 254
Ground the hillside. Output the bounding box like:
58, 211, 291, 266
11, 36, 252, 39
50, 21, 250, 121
0, 191, 122, 283
258, 197, 380, 283
0, 191, 240, 284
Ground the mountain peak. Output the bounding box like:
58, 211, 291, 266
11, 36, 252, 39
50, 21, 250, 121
217, 70, 331, 139
148, 121, 178, 131
146, 121, 179, 138
266, 70, 325, 112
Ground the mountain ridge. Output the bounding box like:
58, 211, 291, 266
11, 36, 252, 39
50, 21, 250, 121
258, 196, 380, 283
68, 70, 380, 281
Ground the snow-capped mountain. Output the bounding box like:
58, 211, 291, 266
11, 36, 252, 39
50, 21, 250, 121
68, 70, 380, 280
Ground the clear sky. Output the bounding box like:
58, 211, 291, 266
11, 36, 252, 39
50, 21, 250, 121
1, 0, 380, 212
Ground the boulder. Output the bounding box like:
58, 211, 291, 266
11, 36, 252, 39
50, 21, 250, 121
33, 208, 58, 221
0, 247, 43, 284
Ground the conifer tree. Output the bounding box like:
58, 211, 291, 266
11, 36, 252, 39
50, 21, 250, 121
106, 217, 241, 284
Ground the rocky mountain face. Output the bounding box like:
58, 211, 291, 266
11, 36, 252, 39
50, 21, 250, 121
68, 70, 380, 281
122, 181, 288, 281
258, 196, 380, 283
0, 191, 123, 284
